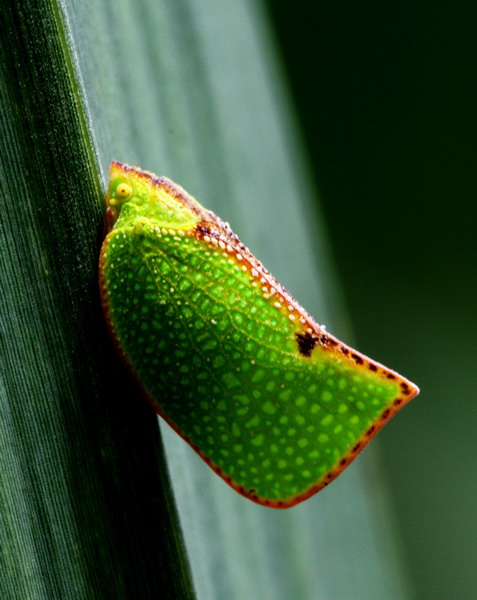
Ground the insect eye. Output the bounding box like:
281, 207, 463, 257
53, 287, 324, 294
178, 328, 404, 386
116, 182, 132, 199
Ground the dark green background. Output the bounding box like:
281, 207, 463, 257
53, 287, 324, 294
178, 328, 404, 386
269, 2, 476, 599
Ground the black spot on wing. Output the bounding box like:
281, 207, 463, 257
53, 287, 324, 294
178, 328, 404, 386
296, 332, 318, 357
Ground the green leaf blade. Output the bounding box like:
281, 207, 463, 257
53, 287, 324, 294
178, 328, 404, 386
1, 0, 419, 598
1, 1, 194, 598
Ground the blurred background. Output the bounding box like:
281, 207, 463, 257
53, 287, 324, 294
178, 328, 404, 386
5, 1, 470, 597
269, 1, 477, 599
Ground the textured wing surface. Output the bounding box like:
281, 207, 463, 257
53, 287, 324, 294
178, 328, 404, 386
100, 218, 415, 507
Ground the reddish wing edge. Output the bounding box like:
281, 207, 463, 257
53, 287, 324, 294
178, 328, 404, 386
99, 227, 418, 508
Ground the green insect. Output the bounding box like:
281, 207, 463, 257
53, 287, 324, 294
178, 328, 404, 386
99, 161, 419, 508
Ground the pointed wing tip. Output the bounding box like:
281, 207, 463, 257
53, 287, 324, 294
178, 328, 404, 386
239, 375, 421, 510
399, 375, 420, 403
